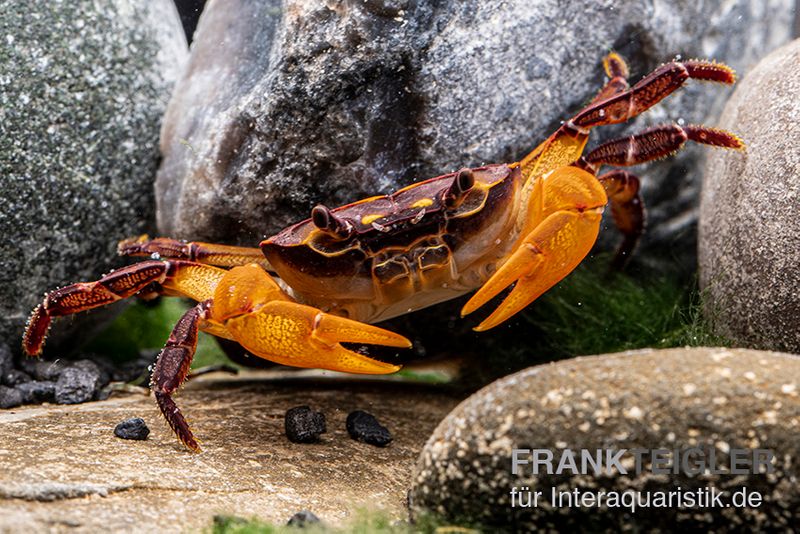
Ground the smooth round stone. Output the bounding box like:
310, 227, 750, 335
409, 348, 800, 530
699, 38, 800, 353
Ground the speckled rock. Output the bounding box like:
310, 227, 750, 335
157, 0, 791, 271
0, 1, 187, 352
699, 39, 800, 353
409, 348, 800, 530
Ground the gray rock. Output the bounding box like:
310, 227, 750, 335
2, 369, 31, 387
18, 358, 66, 382
16, 381, 56, 404
699, 39, 800, 353
0, 1, 187, 352
157, 0, 791, 272
287, 511, 321, 528
0, 344, 11, 378
0, 386, 24, 409
54, 362, 102, 404
409, 348, 800, 530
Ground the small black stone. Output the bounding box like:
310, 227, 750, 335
55, 364, 101, 404
284, 405, 326, 443
0, 385, 24, 409
287, 510, 321, 527
114, 417, 150, 440
16, 381, 56, 404
346, 410, 392, 447
2, 369, 31, 387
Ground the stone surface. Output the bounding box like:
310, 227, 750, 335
409, 348, 800, 530
157, 0, 792, 271
0, 1, 187, 351
0, 372, 460, 531
699, 39, 800, 353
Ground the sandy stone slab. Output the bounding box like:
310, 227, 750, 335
0, 373, 461, 532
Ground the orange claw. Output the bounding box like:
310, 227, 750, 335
462, 167, 607, 331
224, 300, 409, 375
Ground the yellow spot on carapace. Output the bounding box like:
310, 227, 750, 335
361, 214, 383, 225
410, 198, 433, 209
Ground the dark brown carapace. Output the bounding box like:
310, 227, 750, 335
23, 52, 743, 451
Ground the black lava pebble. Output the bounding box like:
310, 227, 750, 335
114, 417, 150, 440
16, 381, 56, 404
0, 385, 23, 409
284, 405, 326, 443
346, 410, 392, 447
287, 510, 321, 527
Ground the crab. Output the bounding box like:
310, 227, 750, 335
23, 52, 743, 451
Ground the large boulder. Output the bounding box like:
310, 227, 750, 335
409, 347, 800, 530
157, 0, 792, 270
0, 1, 187, 350
699, 39, 800, 353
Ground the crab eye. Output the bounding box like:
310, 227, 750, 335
311, 205, 352, 240
446, 168, 475, 208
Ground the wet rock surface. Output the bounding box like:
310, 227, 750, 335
157, 0, 792, 270
0, 373, 461, 531
699, 39, 800, 353
409, 348, 800, 530
0, 1, 187, 350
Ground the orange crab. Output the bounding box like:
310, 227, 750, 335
23, 53, 743, 451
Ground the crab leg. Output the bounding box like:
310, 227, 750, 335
462, 167, 607, 331
152, 301, 209, 452
588, 51, 630, 105
23, 260, 227, 356
570, 124, 743, 267
518, 58, 736, 181
577, 124, 744, 173
596, 170, 644, 270
119, 235, 271, 270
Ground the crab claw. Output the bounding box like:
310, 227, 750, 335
462, 208, 603, 331
224, 301, 410, 374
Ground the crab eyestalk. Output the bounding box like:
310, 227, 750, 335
311, 204, 353, 240
445, 168, 475, 208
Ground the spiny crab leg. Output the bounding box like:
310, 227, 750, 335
23, 260, 226, 357
119, 234, 271, 270
152, 301, 210, 452
519, 58, 737, 180
577, 124, 744, 173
